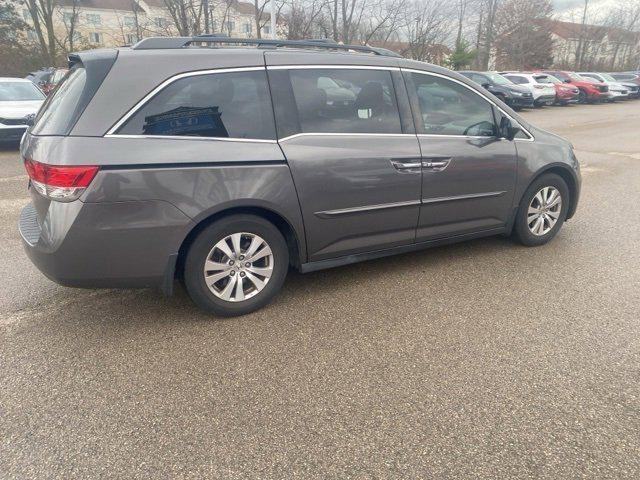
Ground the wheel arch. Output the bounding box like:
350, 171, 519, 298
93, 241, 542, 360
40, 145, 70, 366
521, 164, 579, 220
174, 204, 305, 284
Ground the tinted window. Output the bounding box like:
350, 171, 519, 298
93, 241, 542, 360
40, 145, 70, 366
288, 69, 402, 134
117, 70, 275, 140
410, 73, 496, 137
31, 66, 86, 135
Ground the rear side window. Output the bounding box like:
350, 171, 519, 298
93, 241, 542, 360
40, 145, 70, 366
408, 72, 496, 137
31, 66, 87, 135
287, 68, 402, 134
116, 70, 275, 140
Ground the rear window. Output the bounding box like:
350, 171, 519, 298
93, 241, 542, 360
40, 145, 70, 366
31, 66, 87, 135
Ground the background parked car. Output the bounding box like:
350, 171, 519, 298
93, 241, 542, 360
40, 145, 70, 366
25, 68, 53, 88
532, 72, 580, 105
25, 67, 68, 96
542, 70, 609, 103
501, 72, 557, 107
0, 77, 45, 144
579, 72, 638, 99
458, 71, 534, 110
609, 72, 640, 90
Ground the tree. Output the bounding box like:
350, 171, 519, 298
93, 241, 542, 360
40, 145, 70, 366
493, 0, 554, 70
164, 0, 206, 35
403, 0, 450, 62
475, 0, 499, 69
446, 39, 477, 70
23, 0, 59, 65
0, 3, 41, 75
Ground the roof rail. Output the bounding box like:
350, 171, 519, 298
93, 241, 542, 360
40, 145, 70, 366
131, 36, 402, 57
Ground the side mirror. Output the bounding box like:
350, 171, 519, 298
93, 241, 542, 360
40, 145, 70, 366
499, 116, 520, 141
563, 79, 572, 83
482, 83, 491, 89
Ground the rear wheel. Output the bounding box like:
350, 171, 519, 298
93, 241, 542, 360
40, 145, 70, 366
513, 174, 570, 247
184, 214, 289, 316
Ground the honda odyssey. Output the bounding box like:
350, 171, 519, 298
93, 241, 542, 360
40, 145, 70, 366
19, 37, 581, 316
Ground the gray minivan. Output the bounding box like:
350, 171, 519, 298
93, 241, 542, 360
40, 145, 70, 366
19, 37, 581, 316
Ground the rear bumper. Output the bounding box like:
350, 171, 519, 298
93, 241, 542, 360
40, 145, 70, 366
19, 196, 193, 290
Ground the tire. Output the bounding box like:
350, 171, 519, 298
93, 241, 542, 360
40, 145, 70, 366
184, 214, 289, 317
513, 173, 570, 247
578, 89, 587, 104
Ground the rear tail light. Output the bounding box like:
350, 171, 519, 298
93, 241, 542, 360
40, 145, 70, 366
24, 158, 98, 202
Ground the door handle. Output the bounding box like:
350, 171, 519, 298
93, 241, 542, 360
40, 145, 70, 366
422, 157, 451, 172
390, 158, 422, 172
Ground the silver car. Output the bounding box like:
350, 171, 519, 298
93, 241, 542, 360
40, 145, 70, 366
19, 38, 581, 316
0, 78, 45, 144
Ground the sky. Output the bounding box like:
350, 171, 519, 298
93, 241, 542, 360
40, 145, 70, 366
552, 0, 618, 20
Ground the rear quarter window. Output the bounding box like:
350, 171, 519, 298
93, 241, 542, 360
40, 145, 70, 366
115, 70, 276, 140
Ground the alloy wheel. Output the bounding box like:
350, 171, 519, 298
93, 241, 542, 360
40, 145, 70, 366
527, 187, 562, 236
203, 232, 274, 302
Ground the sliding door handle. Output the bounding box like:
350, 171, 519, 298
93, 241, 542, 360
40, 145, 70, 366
390, 158, 422, 172
422, 157, 451, 171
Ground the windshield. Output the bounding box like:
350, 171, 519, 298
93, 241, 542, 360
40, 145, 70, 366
0, 82, 45, 101
600, 73, 616, 82
487, 73, 512, 85
569, 72, 586, 81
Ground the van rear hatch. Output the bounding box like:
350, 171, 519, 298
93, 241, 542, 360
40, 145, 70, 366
29, 50, 118, 137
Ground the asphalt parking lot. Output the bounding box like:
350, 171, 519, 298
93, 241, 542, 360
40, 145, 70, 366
2, 101, 640, 479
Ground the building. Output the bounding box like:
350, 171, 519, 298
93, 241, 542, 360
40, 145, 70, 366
550, 20, 640, 71
18, 0, 273, 50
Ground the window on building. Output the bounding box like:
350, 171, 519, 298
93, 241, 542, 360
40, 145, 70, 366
408, 72, 496, 137
62, 12, 74, 24
86, 13, 101, 25
124, 16, 135, 27
89, 32, 103, 44
224, 21, 235, 32
117, 70, 276, 140
288, 68, 402, 134
154, 17, 166, 28
126, 33, 138, 44
262, 26, 270, 35
243, 23, 251, 34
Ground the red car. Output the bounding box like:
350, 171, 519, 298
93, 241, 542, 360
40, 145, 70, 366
542, 70, 609, 103
534, 73, 579, 105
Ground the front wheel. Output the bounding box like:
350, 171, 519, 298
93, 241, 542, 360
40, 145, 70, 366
513, 174, 570, 247
184, 214, 289, 316
578, 89, 587, 104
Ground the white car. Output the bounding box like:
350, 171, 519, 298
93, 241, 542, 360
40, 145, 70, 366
578, 72, 630, 101
0, 78, 45, 144
501, 72, 557, 107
